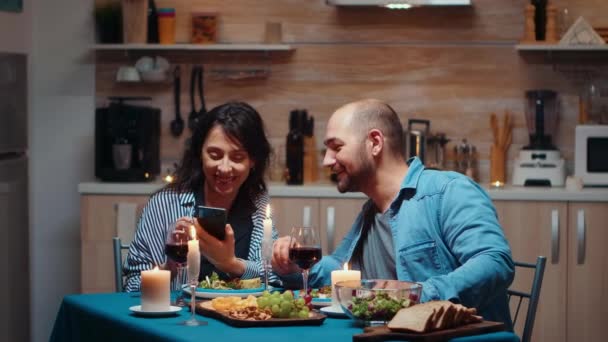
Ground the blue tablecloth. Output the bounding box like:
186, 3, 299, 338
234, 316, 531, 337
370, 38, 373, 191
50, 292, 519, 342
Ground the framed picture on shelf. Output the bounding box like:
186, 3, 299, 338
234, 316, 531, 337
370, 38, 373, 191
0, 0, 22, 12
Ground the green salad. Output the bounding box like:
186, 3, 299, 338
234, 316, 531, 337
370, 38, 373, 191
199, 272, 261, 290
349, 292, 411, 321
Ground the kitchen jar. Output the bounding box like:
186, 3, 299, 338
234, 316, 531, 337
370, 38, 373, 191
191, 12, 217, 44
157, 8, 176, 44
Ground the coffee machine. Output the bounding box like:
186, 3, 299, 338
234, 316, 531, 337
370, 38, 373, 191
95, 97, 160, 182
513, 90, 566, 186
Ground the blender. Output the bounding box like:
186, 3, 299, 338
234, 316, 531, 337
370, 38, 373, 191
513, 90, 566, 186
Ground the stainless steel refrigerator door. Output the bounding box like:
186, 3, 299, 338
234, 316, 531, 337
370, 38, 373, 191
0, 154, 29, 341
0, 52, 27, 153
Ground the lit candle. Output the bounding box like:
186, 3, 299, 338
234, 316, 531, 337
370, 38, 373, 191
330, 263, 361, 308
187, 225, 200, 283
262, 205, 273, 260
141, 266, 170, 312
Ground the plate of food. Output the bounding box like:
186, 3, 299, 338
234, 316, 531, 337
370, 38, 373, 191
183, 272, 265, 299
195, 292, 326, 327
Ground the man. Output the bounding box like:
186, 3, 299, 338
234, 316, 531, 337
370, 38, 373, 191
272, 99, 514, 328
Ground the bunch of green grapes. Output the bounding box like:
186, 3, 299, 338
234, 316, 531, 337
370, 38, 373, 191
257, 290, 310, 319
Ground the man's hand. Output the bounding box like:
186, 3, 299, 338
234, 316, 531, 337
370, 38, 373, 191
271, 236, 300, 275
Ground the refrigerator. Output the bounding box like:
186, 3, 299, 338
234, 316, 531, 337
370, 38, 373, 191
0, 52, 29, 341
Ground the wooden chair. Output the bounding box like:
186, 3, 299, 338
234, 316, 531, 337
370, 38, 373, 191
112, 237, 130, 292
508, 256, 547, 342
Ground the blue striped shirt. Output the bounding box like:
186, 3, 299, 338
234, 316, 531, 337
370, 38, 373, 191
124, 187, 278, 292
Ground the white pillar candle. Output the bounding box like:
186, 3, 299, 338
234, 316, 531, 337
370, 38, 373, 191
262, 205, 273, 260
141, 266, 170, 311
331, 263, 361, 308
187, 226, 200, 283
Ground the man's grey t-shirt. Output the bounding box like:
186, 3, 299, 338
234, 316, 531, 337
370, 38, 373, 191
352, 207, 397, 279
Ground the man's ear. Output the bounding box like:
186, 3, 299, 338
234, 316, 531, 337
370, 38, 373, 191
368, 129, 384, 156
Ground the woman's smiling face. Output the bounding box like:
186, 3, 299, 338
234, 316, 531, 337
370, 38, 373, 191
201, 124, 254, 198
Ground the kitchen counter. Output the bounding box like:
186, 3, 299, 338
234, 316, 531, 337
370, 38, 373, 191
78, 181, 608, 202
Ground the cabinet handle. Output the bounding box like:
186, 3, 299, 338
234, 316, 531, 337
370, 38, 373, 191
326, 207, 335, 254
577, 209, 586, 265
303, 206, 311, 227
551, 209, 559, 264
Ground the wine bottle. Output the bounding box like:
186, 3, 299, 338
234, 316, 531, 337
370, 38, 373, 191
147, 0, 159, 43
286, 110, 304, 185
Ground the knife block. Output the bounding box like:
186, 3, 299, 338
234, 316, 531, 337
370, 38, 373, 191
303, 136, 319, 183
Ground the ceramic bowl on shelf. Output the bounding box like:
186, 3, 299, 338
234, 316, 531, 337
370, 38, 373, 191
116, 66, 141, 82
335, 279, 422, 326
140, 69, 168, 82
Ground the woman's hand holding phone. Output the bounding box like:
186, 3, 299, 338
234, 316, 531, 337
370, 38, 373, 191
192, 218, 245, 277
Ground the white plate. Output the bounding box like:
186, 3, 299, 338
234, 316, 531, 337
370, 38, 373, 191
320, 305, 348, 318
129, 305, 182, 317
183, 286, 265, 299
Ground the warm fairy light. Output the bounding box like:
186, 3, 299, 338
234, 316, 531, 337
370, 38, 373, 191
164, 174, 174, 183
385, 3, 412, 9
491, 181, 504, 188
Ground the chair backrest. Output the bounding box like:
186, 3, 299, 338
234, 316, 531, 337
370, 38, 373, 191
112, 237, 130, 292
507, 256, 547, 342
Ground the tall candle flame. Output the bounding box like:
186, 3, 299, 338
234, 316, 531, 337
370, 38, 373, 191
266, 204, 271, 218
343, 263, 349, 271
153, 265, 159, 271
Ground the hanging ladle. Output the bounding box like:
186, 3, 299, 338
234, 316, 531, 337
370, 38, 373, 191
170, 65, 184, 137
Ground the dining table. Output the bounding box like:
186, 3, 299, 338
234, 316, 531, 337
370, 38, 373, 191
50, 292, 520, 342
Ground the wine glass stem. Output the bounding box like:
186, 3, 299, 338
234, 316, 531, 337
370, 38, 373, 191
264, 259, 270, 290
174, 264, 186, 305
302, 268, 309, 295
189, 283, 196, 321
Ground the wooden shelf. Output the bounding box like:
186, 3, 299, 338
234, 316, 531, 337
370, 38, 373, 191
515, 44, 608, 51
92, 43, 294, 52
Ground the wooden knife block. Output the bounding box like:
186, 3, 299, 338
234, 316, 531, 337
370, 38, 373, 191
303, 136, 319, 183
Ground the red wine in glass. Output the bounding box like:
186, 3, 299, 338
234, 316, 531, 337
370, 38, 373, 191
165, 243, 188, 264
289, 246, 322, 270
289, 226, 321, 295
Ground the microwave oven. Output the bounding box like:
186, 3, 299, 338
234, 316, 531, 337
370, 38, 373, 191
575, 125, 608, 186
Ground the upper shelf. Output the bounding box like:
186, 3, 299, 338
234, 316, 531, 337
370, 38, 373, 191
515, 44, 608, 51
92, 43, 295, 52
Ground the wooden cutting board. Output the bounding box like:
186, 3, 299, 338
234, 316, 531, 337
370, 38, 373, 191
352, 320, 505, 342
196, 301, 326, 327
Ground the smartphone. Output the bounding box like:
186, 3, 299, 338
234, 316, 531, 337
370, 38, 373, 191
195, 205, 227, 240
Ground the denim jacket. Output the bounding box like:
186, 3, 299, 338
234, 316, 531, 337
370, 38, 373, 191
308, 157, 514, 328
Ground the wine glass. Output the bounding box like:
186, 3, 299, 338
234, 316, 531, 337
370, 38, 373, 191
165, 222, 189, 306
288, 226, 322, 296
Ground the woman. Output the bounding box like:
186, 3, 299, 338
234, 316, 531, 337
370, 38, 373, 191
124, 101, 276, 291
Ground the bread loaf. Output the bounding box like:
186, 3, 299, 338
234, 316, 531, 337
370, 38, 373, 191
387, 301, 482, 333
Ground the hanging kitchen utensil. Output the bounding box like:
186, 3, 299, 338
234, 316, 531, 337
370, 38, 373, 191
187, 66, 199, 131
197, 64, 207, 116
170, 65, 184, 137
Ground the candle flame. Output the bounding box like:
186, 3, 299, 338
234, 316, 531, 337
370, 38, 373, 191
343, 263, 349, 271
153, 265, 159, 271
266, 204, 271, 218
190, 225, 197, 240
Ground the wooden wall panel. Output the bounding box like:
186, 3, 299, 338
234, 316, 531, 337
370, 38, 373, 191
95, 0, 608, 184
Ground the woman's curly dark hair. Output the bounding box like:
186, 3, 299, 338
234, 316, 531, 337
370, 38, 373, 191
168, 101, 271, 209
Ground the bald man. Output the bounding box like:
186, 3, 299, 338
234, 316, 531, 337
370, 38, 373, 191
272, 99, 514, 328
